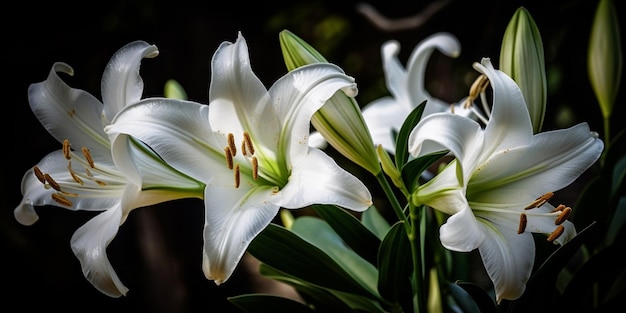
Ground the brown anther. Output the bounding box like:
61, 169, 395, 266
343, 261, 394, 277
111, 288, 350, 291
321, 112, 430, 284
547, 225, 565, 242
251, 156, 258, 180
243, 131, 254, 155
554, 207, 572, 225
234, 164, 240, 188
465, 74, 489, 108
82, 147, 95, 168
449, 104, 455, 114
524, 192, 554, 210
224, 147, 234, 169
94, 180, 107, 186
44, 173, 61, 191
33, 166, 46, 184
68, 162, 84, 185
551, 204, 566, 213
63, 139, 71, 160
227, 133, 237, 156
51, 193, 73, 207
517, 213, 527, 234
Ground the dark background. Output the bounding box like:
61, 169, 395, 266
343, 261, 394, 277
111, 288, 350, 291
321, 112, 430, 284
3, 0, 624, 312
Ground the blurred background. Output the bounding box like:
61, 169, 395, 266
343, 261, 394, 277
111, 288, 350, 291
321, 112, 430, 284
3, 0, 624, 311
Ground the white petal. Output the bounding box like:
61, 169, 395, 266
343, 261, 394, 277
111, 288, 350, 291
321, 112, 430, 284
101, 41, 159, 123
107, 98, 223, 184
405, 32, 461, 113
269, 62, 358, 162
277, 148, 371, 211
201, 174, 279, 284
474, 58, 533, 155
439, 204, 485, 251
469, 123, 603, 205
379, 40, 411, 110
361, 97, 409, 152
477, 222, 534, 303
408, 113, 484, 183
70, 204, 128, 297
28, 63, 112, 164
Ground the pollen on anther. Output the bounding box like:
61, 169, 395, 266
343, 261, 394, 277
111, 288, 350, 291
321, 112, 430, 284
224, 147, 234, 169
524, 192, 554, 210
82, 147, 95, 168
228, 133, 237, 156
252, 156, 258, 180
68, 162, 84, 185
63, 139, 71, 160
243, 131, 255, 155
234, 164, 240, 188
51, 193, 73, 207
33, 166, 46, 184
551, 204, 566, 212
554, 207, 572, 225
547, 225, 565, 242
44, 173, 61, 191
517, 213, 527, 234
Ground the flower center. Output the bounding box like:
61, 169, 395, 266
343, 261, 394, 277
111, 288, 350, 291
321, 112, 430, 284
517, 191, 572, 242
33, 139, 112, 207
223, 132, 259, 188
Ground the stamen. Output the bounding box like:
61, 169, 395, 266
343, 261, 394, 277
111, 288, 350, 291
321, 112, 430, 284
33, 166, 46, 184
228, 133, 237, 156
551, 204, 566, 213
67, 162, 84, 185
524, 192, 554, 210
44, 173, 61, 191
517, 213, 527, 234
82, 147, 95, 168
51, 193, 73, 207
547, 225, 565, 242
243, 131, 255, 156
234, 164, 240, 188
224, 147, 234, 169
251, 156, 258, 180
464, 74, 489, 109
63, 139, 71, 160
554, 206, 572, 225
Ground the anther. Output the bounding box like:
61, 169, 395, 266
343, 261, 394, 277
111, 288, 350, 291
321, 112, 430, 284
465, 74, 489, 109
547, 225, 565, 242
551, 204, 566, 213
67, 162, 83, 185
243, 132, 255, 156
44, 173, 61, 191
228, 133, 237, 156
554, 206, 572, 225
234, 164, 240, 188
51, 193, 73, 207
251, 156, 258, 180
224, 147, 234, 169
63, 139, 71, 160
82, 147, 95, 168
524, 192, 554, 210
517, 213, 527, 234
33, 166, 46, 184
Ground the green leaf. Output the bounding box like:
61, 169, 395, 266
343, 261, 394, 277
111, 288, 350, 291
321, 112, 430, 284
401, 150, 449, 191
395, 100, 426, 170
611, 155, 626, 198
291, 216, 380, 297
313, 204, 381, 266
606, 196, 626, 246
248, 223, 376, 298
377, 221, 413, 313
447, 282, 487, 313
228, 294, 316, 313
361, 205, 391, 240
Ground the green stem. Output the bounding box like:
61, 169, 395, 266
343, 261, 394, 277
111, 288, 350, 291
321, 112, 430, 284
601, 115, 611, 167
375, 171, 411, 233
409, 202, 426, 313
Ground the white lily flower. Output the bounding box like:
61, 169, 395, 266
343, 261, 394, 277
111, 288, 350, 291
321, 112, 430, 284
105, 32, 373, 285
362, 32, 477, 153
407, 58, 604, 303
14, 42, 204, 297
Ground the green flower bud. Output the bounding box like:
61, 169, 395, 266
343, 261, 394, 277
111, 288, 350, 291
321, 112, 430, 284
279, 29, 381, 175
164, 79, 188, 100
588, 0, 622, 120
499, 7, 547, 133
